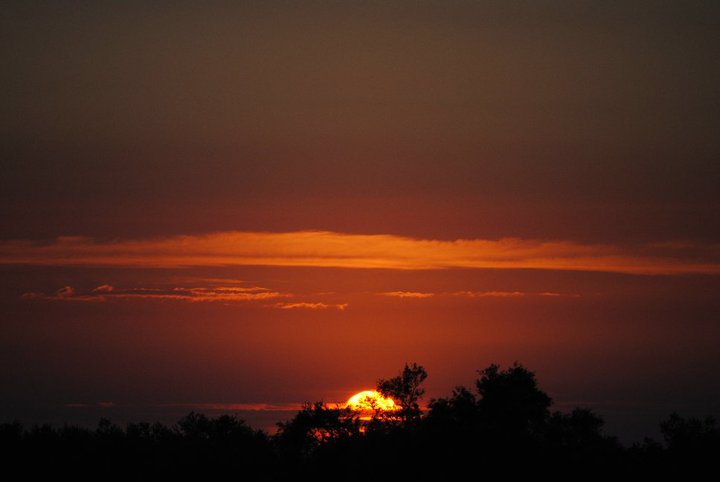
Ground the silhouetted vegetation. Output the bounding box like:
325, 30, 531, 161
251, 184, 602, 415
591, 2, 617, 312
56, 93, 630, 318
2, 362, 718, 480
377, 362, 427, 423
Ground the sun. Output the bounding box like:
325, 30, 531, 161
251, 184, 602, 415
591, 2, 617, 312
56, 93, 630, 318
345, 390, 398, 413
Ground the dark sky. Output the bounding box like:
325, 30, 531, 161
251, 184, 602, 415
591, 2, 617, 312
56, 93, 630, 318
1, 1, 720, 442
3, 1, 719, 241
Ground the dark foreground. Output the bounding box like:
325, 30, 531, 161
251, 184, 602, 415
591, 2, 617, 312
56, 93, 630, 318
2, 363, 718, 480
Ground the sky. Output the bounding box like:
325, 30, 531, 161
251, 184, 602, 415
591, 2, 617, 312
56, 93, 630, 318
1, 1, 719, 442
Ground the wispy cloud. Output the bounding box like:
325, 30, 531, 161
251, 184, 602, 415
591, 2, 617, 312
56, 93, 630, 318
156, 402, 304, 412
274, 302, 348, 311
452, 291, 579, 298
65, 402, 115, 408
64, 402, 303, 412
3, 231, 720, 275
453, 290, 525, 298
92, 284, 114, 293
22, 284, 289, 303
379, 291, 435, 298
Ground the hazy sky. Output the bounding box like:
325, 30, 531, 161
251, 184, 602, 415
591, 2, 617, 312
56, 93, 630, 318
2, 1, 719, 441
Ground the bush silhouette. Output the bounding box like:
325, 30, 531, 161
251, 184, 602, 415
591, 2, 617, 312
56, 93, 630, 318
1, 361, 718, 479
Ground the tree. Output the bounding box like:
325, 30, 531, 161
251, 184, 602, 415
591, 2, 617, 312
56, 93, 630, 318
275, 402, 360, 459
377, 362, 428, 423
661, 413, 720, 455
427, 385, 479, 429
475, 363, 551, 436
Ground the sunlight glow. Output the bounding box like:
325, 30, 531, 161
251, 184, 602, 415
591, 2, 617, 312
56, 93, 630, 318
346, 390, 398, 413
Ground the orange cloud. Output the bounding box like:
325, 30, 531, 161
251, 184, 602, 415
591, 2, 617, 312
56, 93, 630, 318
2, 231, 720, 275
92, 284, 114, 293
56, 286, 75, 297
453, 291, 525, 298
22, 285, 288, 303
154, 402, 304, 412
538, 291, 578, 297
274, 302, 348, 311
452, 291, 579, 298
380, 291, 435, 298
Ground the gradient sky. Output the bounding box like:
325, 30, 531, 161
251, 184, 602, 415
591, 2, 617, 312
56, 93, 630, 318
2, 1, 719, 442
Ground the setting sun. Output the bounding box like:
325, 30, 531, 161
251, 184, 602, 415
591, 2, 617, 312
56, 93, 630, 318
346, 390, 398, 414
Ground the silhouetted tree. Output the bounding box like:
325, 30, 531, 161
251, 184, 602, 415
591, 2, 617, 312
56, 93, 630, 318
661, 413, 720, 449
170, 412, 271, 479
377, 362, 427, 423
542, 407, 623, 473
476, 362, 551, 439
275, 402, 360, 460
661, 412, 720, 468
4, 361, 720, 479
426, 386, 479, 433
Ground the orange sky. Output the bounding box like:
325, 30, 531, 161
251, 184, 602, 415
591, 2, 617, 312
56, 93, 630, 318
2, 1, 720, 443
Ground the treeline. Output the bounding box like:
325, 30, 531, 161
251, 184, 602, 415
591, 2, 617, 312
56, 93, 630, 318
1, 363, 719, 480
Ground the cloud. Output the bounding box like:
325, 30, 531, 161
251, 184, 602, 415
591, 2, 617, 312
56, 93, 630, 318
155, 402, 304, 412
452, 291, 579, 298
20, 292, 45, 300
2, 231, 720, 275
92, 284, 114, 293
379, 291, 435, 298
174, 277, 258, 287
56, 286, 75, 297
65, 402, 115, 408
454, 290, 525, 297
274, 302, 348, 311
64, 401, 303, 412
538, 291, 578, 297
22, 284, 289, 303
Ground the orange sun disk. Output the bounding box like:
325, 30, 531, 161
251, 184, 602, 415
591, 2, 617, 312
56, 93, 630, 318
345, 390, 398, 413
